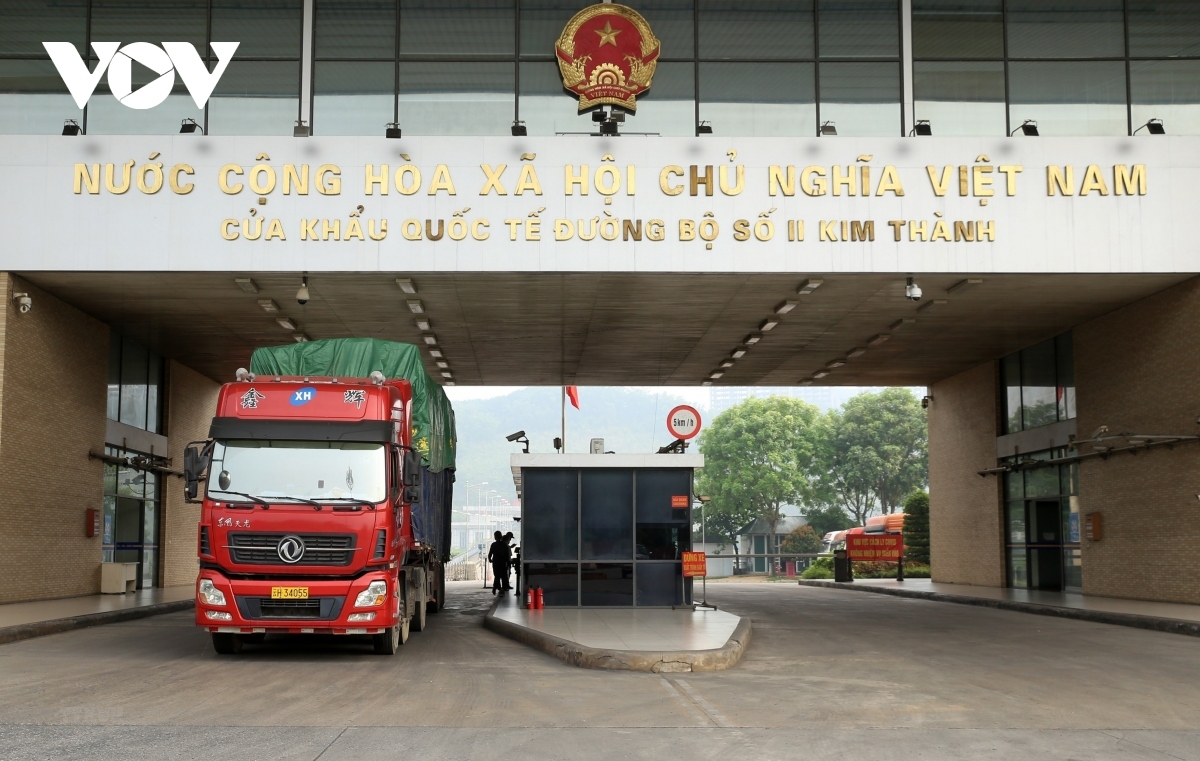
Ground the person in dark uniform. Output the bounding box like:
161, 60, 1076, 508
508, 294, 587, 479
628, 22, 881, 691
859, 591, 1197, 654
487, 531, 510, 595
502, 532, 516, 593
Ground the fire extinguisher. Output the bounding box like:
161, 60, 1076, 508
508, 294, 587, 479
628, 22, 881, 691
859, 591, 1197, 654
525, 586, 534, 609
535, 587, 545, 609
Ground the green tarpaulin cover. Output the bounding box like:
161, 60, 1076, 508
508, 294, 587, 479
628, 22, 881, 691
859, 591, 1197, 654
249, 338, 456, 472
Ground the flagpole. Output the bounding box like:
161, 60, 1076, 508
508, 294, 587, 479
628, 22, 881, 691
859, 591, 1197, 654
561, 386, 566, 452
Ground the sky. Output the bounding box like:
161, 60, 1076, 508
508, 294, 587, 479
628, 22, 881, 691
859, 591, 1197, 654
445, 385, 713, 408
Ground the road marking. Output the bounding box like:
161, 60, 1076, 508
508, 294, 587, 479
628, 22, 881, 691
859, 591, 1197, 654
674, 679, 733, 728
658, 677, 710, 726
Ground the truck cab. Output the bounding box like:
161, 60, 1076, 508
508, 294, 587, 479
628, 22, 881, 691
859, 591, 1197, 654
189, 372, 447, 655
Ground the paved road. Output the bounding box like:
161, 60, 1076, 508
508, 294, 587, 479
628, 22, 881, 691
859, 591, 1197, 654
1, 581, 1198, 760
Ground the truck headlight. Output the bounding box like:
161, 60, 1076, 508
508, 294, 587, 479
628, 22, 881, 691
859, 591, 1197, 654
199, 579, 227, 606
354, 580, 388, 608
205, 610, 233, 621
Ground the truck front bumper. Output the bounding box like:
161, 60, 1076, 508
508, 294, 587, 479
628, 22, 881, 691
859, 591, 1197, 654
195, 569, 398, 635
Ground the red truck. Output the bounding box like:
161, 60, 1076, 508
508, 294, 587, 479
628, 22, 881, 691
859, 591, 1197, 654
185, 339, 455, 655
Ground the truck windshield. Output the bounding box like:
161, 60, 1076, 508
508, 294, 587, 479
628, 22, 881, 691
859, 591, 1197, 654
208, 440, 387, 504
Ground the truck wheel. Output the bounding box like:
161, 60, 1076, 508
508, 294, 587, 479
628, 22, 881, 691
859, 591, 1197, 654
428, 563, 445, 614
211, 633, 242, 655
412, 588, 428, 632
373, 624, 400, 655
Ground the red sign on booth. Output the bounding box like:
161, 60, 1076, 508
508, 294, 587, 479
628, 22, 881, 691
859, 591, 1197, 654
846, 534, 904, 561
682, 551, 707, 577
670, 495, 689, 508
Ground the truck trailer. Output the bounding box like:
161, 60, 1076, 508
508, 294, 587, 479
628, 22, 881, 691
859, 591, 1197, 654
186, 339, 455, 655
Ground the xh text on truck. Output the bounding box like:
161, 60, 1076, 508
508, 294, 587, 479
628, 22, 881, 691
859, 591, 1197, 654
184, 339, 456, 655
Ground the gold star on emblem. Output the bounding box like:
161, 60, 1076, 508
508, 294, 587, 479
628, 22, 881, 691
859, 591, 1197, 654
595, 20, 621, 47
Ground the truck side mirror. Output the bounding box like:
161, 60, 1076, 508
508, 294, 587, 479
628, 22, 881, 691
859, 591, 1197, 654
403, 450, 422, 486
404, 485, 422, 504
183, 441, 213, 502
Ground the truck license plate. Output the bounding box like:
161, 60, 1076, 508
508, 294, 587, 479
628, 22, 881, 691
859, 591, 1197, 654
271, 586, 309, 599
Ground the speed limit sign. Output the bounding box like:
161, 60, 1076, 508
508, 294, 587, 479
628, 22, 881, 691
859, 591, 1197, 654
667, 405, 702, 440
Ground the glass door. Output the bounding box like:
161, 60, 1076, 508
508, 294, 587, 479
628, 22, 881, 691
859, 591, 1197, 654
1028, 500, 1064, 591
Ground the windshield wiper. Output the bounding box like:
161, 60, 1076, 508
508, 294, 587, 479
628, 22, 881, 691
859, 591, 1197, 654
320, 497, 378, 511
209, 490, 269, 508
264, 495, 325, 510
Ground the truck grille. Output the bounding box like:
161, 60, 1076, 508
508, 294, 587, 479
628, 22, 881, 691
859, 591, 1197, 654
227, 532, 356, 566
257, 599, 321, 618
235, 596, 345, 621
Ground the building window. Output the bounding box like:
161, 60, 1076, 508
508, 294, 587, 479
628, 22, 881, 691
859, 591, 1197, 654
102, 446, 162, 589
1001, 331, 1075, 435
1002, 450, 1081, 591
108, 334, 166, 435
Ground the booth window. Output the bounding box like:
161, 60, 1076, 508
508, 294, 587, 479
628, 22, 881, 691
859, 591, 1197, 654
107, 334, 165, 435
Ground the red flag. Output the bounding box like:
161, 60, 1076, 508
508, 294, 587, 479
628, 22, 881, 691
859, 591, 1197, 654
566, 386, 580, 409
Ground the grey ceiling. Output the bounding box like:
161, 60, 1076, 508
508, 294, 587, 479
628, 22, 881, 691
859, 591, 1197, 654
21, 271, 1192, 387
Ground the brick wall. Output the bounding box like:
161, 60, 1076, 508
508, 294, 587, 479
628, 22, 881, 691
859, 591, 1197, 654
0, 274, 109, 604
161, 360, 220, 588
1075, 276, 1200, 604
928, 361, 1005, 587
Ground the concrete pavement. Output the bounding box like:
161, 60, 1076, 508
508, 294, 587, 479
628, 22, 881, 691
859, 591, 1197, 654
1, 581, 1198, 759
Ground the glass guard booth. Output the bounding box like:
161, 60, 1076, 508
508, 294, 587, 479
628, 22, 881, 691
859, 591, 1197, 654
512, 453, 704, 607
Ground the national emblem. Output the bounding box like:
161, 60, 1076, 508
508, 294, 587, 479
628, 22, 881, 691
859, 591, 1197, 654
556, 3, 660, 112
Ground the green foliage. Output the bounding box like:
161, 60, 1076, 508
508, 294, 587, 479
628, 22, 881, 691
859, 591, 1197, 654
820, 388, 928, 525
781, 524, 822, 555
800, 503, 856, 537
697, 396, 825, 555
903, 490, 931, 564
801, 556, 834, 579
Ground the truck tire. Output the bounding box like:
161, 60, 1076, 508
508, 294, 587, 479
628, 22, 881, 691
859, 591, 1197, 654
211, 633, 242, 655
412, 587, 428, 632
428, 563, 445, 614
373, 624, 400, 655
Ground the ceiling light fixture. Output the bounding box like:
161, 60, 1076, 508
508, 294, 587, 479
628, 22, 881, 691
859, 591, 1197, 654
407, 300, 424, 314
812, 371, 830, 379
415, 316, 431, 330
436, 361, 449, 369
917, 299, 947, 313
825, 359, 846, 369
234, 277, 259, 294
744, 333, 762, 345
799, 380, 813, 386
1011, 119, 1038, 137
292, 333, 309, 343
709, 371, 724, 379
422, 334, 437, 345
258, 299, 279, 312
1134, 118, 1165, 135
720, 360, 734, 369
946, 278, 983, 294
701, 380, 713, 386
846, 347, 867, 358
890, 318, 916, 331
775, 300, 798, 315
441, 371, 453, 379
867, 333, 891, 346
429, 349, 443, 358
797, 279, 824, 295
731, 349, 747, 359
760, 318, 779, 331
276, 317, 296, 330
396, 278, 417, 294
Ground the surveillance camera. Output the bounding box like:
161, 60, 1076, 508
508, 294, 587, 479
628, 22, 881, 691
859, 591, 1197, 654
905, 277, 922, 302
296, 277, 310, 305
506, 430, 526, 442
13, 293, 31, 313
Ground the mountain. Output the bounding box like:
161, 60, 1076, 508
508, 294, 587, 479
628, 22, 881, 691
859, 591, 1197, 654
449, 387, 692, 507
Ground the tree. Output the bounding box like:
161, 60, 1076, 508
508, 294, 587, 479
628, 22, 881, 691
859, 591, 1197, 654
800, 503, 856, 538
821, 388, 928, 524
695, 498, 755, 567
697, 396, 825, 570
903, 490, 930, 564
781, 524, 822, 555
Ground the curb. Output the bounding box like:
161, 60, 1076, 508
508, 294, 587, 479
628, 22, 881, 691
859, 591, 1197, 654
796, 579, 1200, 638
483, 600, 752, 672
0, 599, 196, 646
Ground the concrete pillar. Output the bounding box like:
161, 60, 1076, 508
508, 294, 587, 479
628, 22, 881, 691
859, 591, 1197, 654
927, 360, 1005, 587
